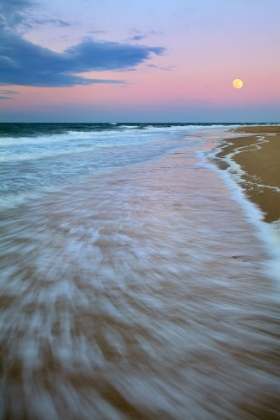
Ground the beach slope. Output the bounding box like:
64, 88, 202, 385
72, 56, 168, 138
217, 126, 280, 223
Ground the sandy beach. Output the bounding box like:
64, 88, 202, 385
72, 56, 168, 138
217, 126, 280, 223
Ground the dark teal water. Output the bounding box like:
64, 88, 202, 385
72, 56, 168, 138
0, 122, 248, 138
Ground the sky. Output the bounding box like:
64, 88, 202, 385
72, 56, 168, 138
0, 0, 280, 122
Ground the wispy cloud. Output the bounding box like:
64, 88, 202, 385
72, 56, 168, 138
0, 0, 77, 31
0, 89, 19, 94
0, 0, 165, 87
0, 96, 11, 99
147, 64, 174, 71
87, 30, 107, 34
128, 35, 147, 41
127, 30, 163, 42
30, 17, 78, 28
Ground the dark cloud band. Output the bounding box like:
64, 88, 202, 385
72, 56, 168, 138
0, 0, 165, 87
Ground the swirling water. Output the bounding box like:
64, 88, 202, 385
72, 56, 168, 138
0, 124, 279, 419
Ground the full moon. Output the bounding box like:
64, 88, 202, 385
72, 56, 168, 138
233, 79, 243, 89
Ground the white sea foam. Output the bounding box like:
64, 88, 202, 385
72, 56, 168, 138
203, 133, 280, 284
0, 145, 102, 163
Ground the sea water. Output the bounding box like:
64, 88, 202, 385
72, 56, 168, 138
0, 123, 279, 419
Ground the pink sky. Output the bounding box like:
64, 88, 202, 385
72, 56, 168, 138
1, 0, 279, 122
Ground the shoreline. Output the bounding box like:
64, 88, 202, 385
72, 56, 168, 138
216, 126, 280, 224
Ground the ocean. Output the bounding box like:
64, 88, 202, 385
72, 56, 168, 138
0, 123, 279, 419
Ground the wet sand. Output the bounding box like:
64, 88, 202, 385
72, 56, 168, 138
217, 126, 280, 223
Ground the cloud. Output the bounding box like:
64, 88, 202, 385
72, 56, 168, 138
31, 17, 77, 28
0, 89, 19, 94
0, 96, 11, 99
128, 35, 147, 41
87, 30, 107, 34
130, 29, 163, 35
127, 30, 163, 42
0, 0, 165, 87
147, 64, 174, 71
0, 0, 34, 31
0, 0, 77, 31
0, 33, 164, 86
